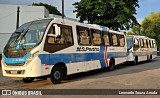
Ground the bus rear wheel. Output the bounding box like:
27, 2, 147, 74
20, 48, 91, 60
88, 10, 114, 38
23, 77, 35, 83
50, 67, 63, 84
134, 57, 138, 65
149, 55, 152, 62
108, 59, 115, 71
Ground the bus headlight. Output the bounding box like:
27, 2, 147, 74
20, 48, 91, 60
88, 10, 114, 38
26, 51, 39, 64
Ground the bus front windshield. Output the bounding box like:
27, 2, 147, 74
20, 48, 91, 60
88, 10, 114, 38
127, 37, 133, 50
5, 19, 51, 51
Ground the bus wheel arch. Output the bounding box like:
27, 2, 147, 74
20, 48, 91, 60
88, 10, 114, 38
50, 62, 67, 84
108, 58, 115, 71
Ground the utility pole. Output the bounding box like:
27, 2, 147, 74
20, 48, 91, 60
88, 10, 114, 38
62, 0, 64, 19
16, 6, 20, 29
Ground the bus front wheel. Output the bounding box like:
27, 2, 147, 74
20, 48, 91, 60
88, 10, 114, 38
50, 67, 63, 84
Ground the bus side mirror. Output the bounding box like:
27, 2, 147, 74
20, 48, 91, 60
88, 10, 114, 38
47, 34, 56, 44
134, 39, 138, 45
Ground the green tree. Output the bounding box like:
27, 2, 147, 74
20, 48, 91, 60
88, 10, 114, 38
132, 25, 141, 35
73, 0, 139, 30
32, 2, 62, 15
127, 31, 134, 35
141, 12, 160, 47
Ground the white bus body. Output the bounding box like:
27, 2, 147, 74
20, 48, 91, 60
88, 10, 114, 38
1, 18, 127, 84
127, 35, 157, 64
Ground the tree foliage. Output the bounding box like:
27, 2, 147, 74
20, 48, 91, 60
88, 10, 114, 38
127, 25, 141, 35
141, 12, 160, 47
32, 2, 62, 15
127, 31, 134, 35
73, 0, 139, 30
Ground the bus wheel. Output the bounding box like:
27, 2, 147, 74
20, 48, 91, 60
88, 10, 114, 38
134, 57, 138, 65
23, 78, 34, 83
50, 67, 63, 84
149, 55, 152, 62
108, 59, 115, 71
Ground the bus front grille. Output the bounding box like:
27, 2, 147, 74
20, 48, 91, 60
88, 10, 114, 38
5, 53, 26, 58
6, 63, 24, 66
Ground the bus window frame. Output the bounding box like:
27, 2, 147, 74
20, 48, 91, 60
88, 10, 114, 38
102, 31, 112, 46
140, 38, 145, 48
44, 24, 74, 53
117, 34, 125, 47
90, 28, 102, 46
133, 38, 139, 48
47, 24, 74, 45
143, 39, 148, 48
111, 33, 119, 47
76, 25, 91, 46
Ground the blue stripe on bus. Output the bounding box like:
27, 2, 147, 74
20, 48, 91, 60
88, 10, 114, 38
3, 52, 31, 64
38, 46, 127, 68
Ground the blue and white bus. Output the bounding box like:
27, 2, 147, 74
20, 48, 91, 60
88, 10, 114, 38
127, 35, 157, 64
1, 18, 127, 84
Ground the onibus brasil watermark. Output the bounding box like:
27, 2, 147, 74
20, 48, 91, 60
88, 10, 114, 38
1, 89, 42, 95
0, 89, 159, 95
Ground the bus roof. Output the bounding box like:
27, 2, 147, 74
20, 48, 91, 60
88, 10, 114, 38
33, 17, 125, 35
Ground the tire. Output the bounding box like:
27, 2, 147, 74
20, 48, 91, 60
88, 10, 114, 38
134, 57, 138, 65
50, 67, 63, 84
23, 78, 35, 83
108, 59, 115, 71
147, 56, 150, 62
149, 55, 152, 62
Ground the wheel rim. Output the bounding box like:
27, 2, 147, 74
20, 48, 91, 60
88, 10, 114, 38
53, 71, 61, 80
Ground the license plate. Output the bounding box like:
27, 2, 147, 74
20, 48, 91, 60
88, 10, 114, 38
10, 70, 17, 74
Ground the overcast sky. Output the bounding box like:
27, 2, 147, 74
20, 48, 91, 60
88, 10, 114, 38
0, 0, 160, 24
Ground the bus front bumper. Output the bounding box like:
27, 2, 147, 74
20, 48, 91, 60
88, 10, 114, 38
1, 57, 42, 78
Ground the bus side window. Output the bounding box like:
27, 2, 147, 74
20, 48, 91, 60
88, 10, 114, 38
150, 40, 153, 48
153, 40, 156, 48
102, 31, 110, 46
144, 39, 147, 48
112, 33, 118, 46
76, 26, 91, 45
140, 39, 144, 48
147, 40, 150, 48
60, 26, 73, 44
90, 29, 102, 45
118, 34, 125, 47
133, 39, 139, 49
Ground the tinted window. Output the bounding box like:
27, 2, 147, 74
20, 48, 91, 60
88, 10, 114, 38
90, 29, 102, 45
134, 38, 139, 48
112, 33, 119, 46
118, 34, 125, 47
143, 39, 147, 48
102, 31, 111, 46
140, 39, 144, 48
77, 26, 91, 45
48, 25, 73, 45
